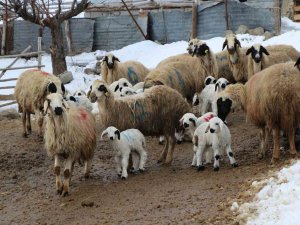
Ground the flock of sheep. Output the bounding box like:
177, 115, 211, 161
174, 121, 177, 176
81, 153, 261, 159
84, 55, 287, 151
14, 33, 300, 196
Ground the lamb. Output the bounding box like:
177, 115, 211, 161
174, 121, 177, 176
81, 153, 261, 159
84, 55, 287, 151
246, 43, 299, 79
194, 78, 230, 115
144, 62, 204, 103
67, 91, 93, 112
119, 86, 136, 97
88, 80, 190, 164
101, 126, 147, 179
180, 112, 217, 166
101, 53, 150, 85
223, 33, 299, 82
216, 59, 300, 162
193, 117, 238, 171
14, 69, 65, 138
43, 93, 96, 196
192, 76, 216, 106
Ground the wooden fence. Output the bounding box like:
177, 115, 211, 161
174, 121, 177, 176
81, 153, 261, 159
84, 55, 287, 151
0, 36, 45, 108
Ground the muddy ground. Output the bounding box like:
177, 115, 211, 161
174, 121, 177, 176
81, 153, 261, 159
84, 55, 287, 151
0, 111, 293, 225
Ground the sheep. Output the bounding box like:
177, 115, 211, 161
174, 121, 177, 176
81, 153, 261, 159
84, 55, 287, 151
179, 112, 217, 166
194, 78, 230, 115
73, 90, 87, 97
187, 38, 201, 56
101, 53, 150, 85
193, 117, 238, 171
101, 126, 147, 179
43, 93, 96, 196
223, 34, 300, 82
204, 75, 216, 86
144, 62, 204, 103
246, 43, 299, 80
14, 69, 65, 138
216, 59, 300, 163
88, 80, 190, 164
119, 86, 136, 97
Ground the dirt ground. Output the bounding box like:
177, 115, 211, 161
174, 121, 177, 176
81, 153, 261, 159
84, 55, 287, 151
0, 111, 293, 225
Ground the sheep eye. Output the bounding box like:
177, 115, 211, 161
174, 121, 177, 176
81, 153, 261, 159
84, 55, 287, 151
126, 91, 129, 94
124, 83, 128, 87
78, 93, 81, 96
216, 123, 219, 126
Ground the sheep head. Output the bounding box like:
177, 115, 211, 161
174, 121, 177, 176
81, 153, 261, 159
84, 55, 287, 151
215, 78, 229, 92
43, 93, 68, 116
88, 80, 111, 103
101, 126, 120, 141
195, 42, 210, 56
216, 97, 232, 122
222, 34, 241, 55
73, 90, 86, 97
246, 44, 269, 63
205, 117, 225, 134
45, 80, 65, 97
102, 54, 120, 69
179, 113, 198, 129
204, 75, 217, 86
187, 38, 200, 56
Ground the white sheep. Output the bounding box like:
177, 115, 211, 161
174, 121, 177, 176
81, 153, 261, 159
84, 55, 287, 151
101, 53, 149, 85
193, 117, 238, 171
44, 93, 96, 196
109, 78, 133, 97
180, 112, 217, 166
101, 126, 147, 179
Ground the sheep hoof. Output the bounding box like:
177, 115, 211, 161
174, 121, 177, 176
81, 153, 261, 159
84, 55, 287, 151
117, 173, 122, 177
84, 174, 90, 179
138, 168, 145, 173
158, 141, 165, 145
213, 167, 219, 171
197, 165, 205, 171
176, 140, 182, 145
258, 153, 265, 160
62, 191, 69, 197
57, 188, 63, 195
290, 153, 297, 159
22, 133, 28, 138
232, 163, 239, 168
271, 157, 279, 164
121, 176, 127, 180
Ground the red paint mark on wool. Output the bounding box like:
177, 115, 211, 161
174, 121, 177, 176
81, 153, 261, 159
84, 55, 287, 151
204, 114, 214, 122
32, 69, 50, 76
79, 109, 87, 121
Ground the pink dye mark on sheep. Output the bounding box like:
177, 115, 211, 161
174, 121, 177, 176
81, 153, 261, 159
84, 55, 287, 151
32, 69, 50, 76
204, 114, 214, 122
80, 109, 87, 121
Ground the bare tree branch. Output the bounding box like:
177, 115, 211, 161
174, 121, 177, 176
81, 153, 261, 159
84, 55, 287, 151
59, 0, 89, 21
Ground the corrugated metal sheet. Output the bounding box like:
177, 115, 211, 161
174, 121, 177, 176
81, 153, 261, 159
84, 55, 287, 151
11, 19, 94, 54
93, 14, 147, 51
148, 9, 192, 43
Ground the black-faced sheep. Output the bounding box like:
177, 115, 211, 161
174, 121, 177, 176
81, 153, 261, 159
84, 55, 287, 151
88, 80, 190, 165
101, 53, 150, 85
101, 126, 147, 179
44, 93, 96, 196
216, 59, 300, 163
14, 69, 65, 138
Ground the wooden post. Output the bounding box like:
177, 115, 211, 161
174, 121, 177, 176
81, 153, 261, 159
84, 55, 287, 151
37, 28, 42, 70
274, 0, 281, 35
64, 20, 72, 55
192, 3, 198, 38
1, 15, 7, 55
225, 0, 229, 30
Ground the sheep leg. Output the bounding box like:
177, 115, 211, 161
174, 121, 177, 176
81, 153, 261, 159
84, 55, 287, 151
213, 147, 220, 171
271, 128, 280, 164
158, 137, 169, 163
36, 110, 44, 140
130, 151, 140, 173
195, 145, 205, 171
212, 101, 218, 115
54, 155, 63, 195
201, 100, 208, 115
191, 146, 197, 167
22, 111, 27, 137
204, 148, 213, 164
83, 159, 92, 179
26, 112, 32, 134
288, 129, 297, 158
62, 158, 73, 197
258, 127, 268, 159
165, 135, 176, 165
121, 154, 129, 179
225, 145, 238, 167
138, 150, 147, 172
115, 156, 122, 177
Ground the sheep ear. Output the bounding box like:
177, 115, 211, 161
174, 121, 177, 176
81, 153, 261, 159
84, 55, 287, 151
113, 56, 120, 62
205, 124, 210, 133
294, 57, 300, 70
43, 99, 50, 116
115, 130, 120, 140
246, 47, 253, 55
189, 118, 196, 127
103, 56, 108, 62
260, 46, 269, 55
114, 84, 119, 92
154, 80, 164, 86
215, 83, 219, 92
47, 82, 57, 93
222, 40, 227, 50
179, 117, 184, 125
235, 38, 241, 48
101, 130, 108, 139
213, 79, 217, 84
61, 83, 65, 95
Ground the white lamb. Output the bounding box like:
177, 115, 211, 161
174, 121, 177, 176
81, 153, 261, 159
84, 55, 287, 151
198, 77, 229, 115
193, 117, 238, 171
109, 78, 133, 94
101, 126, 147, 179
180, 112, 217, 166
64, 90, 93, 112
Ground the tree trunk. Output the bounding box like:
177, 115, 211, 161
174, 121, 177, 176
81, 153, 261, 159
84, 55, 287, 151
50, 22, 67, 75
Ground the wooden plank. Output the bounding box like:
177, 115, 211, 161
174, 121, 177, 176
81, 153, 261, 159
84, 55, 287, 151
191, 3, 197, 39
0, 78, 17, 82
294, 6, 300, 11
37, 37, 42, 70
0, 51, 45, 59
294, 14, 300, 20
274, 0, 281, 35
0, 65, 45, 71
0, 101, 17, 108
1, 14, 7, 55
0, 86, 15, 89
0, 94, 15, 100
